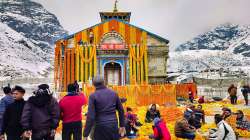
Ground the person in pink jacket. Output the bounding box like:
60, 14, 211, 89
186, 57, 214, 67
150, 118, 171, 140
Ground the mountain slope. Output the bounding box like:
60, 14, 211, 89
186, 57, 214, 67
0, 22, 50, 80
0, 0, 68, 80
0, 0, 67, 56
170, 23, 250, 73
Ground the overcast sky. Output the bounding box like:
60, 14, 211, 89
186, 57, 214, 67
33, 0, 250, 49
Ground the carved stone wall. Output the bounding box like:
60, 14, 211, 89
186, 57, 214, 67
147, 35, 169, 84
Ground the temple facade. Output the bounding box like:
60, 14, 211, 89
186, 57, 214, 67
54, 3, 169, 91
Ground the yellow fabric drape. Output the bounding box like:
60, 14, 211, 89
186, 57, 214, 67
63, 49, 67, 91
129, 45, 133, 83
84, 47, 88, 82
140, 45, 144, 82
136, 46, 140, 83
78, 46, 96, 63
66, 50, 71, 88
129, 45, 145, 62
132, 46, 136, 82
142, 31, 148, 83
74, 35, 79, 81
80, 47, 84, 82
93, 45, 97, 76
89, 45, 93, 80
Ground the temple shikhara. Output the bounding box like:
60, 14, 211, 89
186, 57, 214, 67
54, 1, 169, 91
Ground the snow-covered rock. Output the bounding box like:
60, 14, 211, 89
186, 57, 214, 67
0, 0, 68, 80
0, 22, 50, 79
170, 23, 250, 74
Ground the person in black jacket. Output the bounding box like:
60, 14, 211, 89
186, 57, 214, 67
21, 84, 60, 140
241, 85, 250, 106
145, 104, 161, 123
0, 86, 26, 140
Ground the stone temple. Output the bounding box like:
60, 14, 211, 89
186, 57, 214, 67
54, 2, 169, 91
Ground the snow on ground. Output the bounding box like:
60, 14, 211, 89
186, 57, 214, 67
168, 49, 250, 73
0, 22, 51, 79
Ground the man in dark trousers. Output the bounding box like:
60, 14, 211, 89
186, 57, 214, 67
0, 86, 26, 140
83, 76, 125, 140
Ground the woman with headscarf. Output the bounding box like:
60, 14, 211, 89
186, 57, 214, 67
145, 104, 161, 123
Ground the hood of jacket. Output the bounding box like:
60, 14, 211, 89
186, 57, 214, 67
28, 94, 51, 107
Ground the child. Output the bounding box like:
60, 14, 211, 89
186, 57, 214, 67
0, 86, 26, 140
125, 107, 142, 127
149, 118, 171, 140
21, 84, 60, 140
0, 86, 14, 133
60, 84, 87, 140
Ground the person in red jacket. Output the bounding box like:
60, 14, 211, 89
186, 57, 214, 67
59, 84, 87, 140
149, 118, 171, 140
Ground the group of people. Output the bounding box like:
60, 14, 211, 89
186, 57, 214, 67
174, 104, 205, 140
0, 84, 61, 140
228, 84, 250, 105
0, 77, 249, 140
123, 104, 171, 140
0, 83, 88, 140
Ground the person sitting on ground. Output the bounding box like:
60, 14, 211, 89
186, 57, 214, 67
209, 114, 236, 140
235, 110, 250, 131
221, 107, 232, 120
174, 110, 196, 140
0, 86, 26, 140
193, 104, 205, 129
145, 104, 161, 123
198, 96, 205, 104
184, 104, 197, 128
241, 85, 250, 106
0, 86, 14, 133
149, 118, 171, 140
125, 107, 142, 127
125, 114, 138, 139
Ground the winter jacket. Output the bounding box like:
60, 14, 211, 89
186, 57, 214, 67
210, 120, 236, 140
21, 95, 60, 132
236, 116, 250, 131
241, 86, 250, 95
174, 118, 195, 138
83, 85, 125, 137
59, 93, 87, 123
1, 99, 25, 136
0, 95, 14, 132
153, 121, 171, 140
145, 110, 161, 123
228, 87, 237, 96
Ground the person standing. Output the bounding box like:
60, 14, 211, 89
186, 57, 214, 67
83, 76, 125, 140
241, 85, 249, 106
59, 84, 87, 140
0, 86, 14, 133
0, 86, 26, 140
21, 84, 60, 140
228, 84, 237, 104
